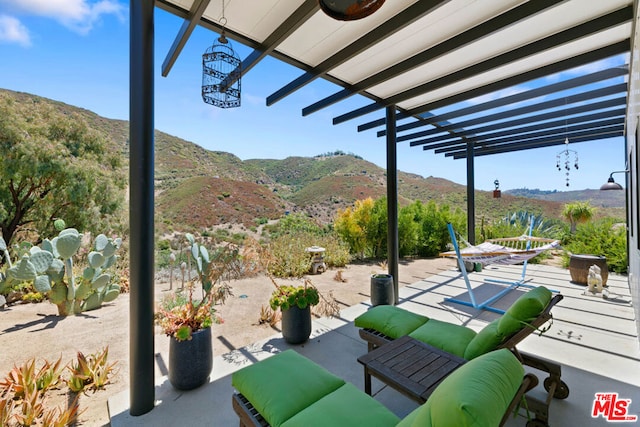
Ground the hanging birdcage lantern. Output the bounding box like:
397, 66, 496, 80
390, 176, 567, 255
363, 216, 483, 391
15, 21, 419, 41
202, 26, 241, 108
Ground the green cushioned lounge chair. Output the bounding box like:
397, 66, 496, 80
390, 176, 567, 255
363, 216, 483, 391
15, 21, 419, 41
232, 348, 538, 427
355, 286, 567, 426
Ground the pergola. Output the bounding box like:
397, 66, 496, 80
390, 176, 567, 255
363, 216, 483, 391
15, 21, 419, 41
129, 0, 634, 415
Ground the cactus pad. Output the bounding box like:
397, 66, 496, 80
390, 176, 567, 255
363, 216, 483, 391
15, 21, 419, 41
103, 286, 120, 302
83, 267, 96, 281
30, 250, 54, 274
88, 251, 105, 269
34, 275, 52, 293
55, 230, 83, 259
8, 257, 37, 281
46, 259, 65, 283
82, 293, 102, 312
75, 281, 92, 300
54, 218, 66, 231
94, 234, 109, 251
91, 274, 111, 290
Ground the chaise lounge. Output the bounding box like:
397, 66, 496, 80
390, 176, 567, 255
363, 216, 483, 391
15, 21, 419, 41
232, 348, 537, 427
354, 285, 567, 425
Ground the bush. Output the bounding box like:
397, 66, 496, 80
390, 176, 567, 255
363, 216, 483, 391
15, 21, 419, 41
561, 218, 627, 274
266, 231, 350, 278
335, 197, 466, 259
263, 212, 326, 238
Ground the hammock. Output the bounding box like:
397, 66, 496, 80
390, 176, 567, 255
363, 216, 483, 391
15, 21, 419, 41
440, 235, 560, 266
441, 223, 560, 314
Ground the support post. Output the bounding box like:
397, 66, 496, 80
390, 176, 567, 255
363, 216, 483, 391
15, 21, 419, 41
466, 142, 475, 245
386, 106, 399, 304
129, 0, 155, 416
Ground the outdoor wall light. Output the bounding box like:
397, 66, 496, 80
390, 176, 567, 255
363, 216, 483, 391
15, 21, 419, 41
319, 0, 385, 21
600, 170, 629, 191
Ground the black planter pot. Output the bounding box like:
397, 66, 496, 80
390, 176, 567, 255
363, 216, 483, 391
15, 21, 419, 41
370, 274, 395, 306
281, 305, 312, 344
168, 327, 213, 390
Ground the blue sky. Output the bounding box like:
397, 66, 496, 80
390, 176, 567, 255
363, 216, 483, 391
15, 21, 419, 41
0, 1, 628, 192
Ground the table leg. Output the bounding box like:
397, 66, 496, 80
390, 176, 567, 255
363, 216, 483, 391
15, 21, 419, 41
364, 367, 372, 395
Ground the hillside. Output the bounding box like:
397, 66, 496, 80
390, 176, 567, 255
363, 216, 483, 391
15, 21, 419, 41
1, 89, 624, 235
505, 188, 625, 208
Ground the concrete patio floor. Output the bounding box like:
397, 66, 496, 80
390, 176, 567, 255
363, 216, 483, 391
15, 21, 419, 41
109, 263, 640, 426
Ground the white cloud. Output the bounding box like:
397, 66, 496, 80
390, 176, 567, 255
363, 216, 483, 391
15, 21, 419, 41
0, 14, 30, 46
544, 54, 629, 82
463, 87, 527, 106
0, 0, 125, 35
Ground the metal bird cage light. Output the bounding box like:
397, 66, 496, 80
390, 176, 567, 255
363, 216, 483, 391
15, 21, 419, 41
202, 30, 241, 109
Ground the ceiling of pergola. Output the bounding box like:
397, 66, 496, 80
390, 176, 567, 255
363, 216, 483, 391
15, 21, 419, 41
155, 0, 632, 159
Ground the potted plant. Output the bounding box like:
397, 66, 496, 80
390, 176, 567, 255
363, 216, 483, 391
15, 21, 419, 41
155, 235, 238, 390
269, 280, 320, 344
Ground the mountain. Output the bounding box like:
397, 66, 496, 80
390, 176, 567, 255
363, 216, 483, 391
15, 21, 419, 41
1, 89, 625, 235
505, 188, 625, 208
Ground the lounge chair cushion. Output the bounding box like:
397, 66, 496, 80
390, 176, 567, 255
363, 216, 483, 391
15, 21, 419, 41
232, 350, 345, 427
281, 383, 401, 427
498, 286, 552, 337
396, 348, 524, 427
408, 319, 476, 358
355, 305, 429, 339
463, 319, 503, 360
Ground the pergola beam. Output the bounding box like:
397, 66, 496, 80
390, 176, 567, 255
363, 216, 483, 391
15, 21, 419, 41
302, 0, 565, 117
449, 126, 624, 158
400, 83, 626, 144
220, 0, 319, 90
266, 0, 449, 106
161, 0, 210, 77
408, 96, 625, 148
435, 118, 625, 154
425, 113, 625, 152
376, 67, 628, 136
333, 6, 632, 125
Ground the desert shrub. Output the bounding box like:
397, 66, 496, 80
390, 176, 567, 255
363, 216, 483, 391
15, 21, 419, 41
335, 197, 466, 259
266, 233, 313, 278
334, 198, 375, 259
314, 234, 351, 267
561, 218, 627, 274
410, 200, 466, 257
264, 212, 326, 238
265, 231, 350, 278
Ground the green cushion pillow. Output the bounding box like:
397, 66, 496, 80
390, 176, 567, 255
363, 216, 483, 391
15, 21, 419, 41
355, 305, 429, 339
232, 350, 345, 427
405, 349, 524, 427
497, 286, 552, 337
281, 383, 400, 427
408, 319, 476, 358
463, 319, 504, 360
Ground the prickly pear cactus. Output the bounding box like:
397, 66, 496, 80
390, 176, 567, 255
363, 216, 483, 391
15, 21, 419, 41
74, 233, 122, 313
10, 229, 122, 316
0, 237, 12, 268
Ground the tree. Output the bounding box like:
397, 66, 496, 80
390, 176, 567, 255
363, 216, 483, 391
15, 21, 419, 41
562, 201, 594, 234
334, 197, 374, 259
0, 92, 125, 247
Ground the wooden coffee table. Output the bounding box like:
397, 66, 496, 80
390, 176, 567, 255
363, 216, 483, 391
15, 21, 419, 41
357, 335, 466, 403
